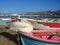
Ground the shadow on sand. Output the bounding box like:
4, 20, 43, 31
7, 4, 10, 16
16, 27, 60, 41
0, 32, 22, 45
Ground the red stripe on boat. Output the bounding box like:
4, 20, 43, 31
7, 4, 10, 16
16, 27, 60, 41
37, 22, 60, 28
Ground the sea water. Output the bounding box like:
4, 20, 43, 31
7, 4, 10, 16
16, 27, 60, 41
0, 20, 11, 25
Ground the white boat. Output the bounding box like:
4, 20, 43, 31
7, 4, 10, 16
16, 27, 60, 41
24, 18, 60, 30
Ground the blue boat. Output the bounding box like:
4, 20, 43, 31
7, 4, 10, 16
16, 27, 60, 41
19, 30, 60, 45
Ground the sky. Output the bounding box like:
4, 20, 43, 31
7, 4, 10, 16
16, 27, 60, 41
0, 0, 60, 13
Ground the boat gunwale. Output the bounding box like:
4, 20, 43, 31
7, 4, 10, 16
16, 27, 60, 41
37, 22, 60, 24
19, 30, 60, 44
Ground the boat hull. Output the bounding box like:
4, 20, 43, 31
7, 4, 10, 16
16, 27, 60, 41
37, 22, 60, 28
19, 30, 60, 45
20, 34, 60, 45
29, 20, 60, 29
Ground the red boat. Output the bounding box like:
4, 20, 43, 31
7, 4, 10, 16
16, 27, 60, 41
37, 22, 60, 28
28, 19, 60, 29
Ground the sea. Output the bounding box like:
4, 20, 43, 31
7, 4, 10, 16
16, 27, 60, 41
0, 15, 60, 25
0, 20, 11, 25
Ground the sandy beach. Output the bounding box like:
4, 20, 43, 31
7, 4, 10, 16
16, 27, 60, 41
0, 26, 21, 45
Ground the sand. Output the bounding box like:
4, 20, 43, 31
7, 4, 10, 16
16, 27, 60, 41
0, 26, 21, 45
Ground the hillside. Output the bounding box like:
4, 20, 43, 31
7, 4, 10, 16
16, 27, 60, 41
21, 10, 60, 15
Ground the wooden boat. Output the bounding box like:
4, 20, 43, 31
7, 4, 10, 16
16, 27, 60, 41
28, 19, 60, 29
37, 22, 60, 28
19, 30, 60, 45
1, 18, 11, 23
